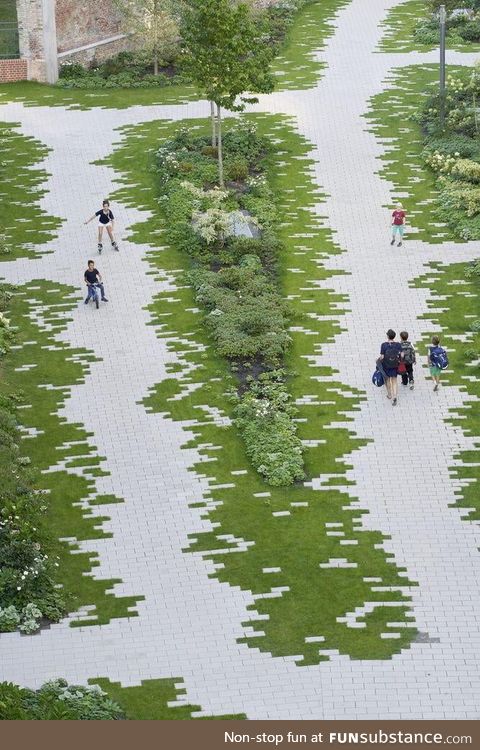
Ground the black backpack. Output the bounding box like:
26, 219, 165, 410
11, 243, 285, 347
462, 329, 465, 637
383, 343, 401, 369
402, 342, 415, 364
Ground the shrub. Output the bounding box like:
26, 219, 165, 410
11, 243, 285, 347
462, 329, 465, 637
226, 157, 249, 182
0, 679, 124, 720
451, 157, 480, 182
413, 22, 439, 45
459, 20, 480, 40
233, 371, 305, 486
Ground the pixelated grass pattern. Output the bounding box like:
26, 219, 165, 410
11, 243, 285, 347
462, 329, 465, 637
105, 113, 417, 663
0, 281, 142, 625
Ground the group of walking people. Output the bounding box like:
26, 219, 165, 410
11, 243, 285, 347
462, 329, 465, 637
376, 329, 448, 406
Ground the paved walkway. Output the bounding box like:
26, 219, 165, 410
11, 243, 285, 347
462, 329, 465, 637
0, 0, 479, 719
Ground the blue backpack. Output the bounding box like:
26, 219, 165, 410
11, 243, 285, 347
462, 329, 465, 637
430, 346, 449, 370
372, 368, 385, 387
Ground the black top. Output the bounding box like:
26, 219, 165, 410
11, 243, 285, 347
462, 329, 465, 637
95, 209, 114, 225
85, 268, 100, 284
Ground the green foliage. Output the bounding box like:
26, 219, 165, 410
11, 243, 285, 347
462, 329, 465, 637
233, 370, 304, 486
0, 679, 124, 720
58, 50, 187, 89
180, 0, 274, 111
189, 264, 291, 363
418, 64, 480, 238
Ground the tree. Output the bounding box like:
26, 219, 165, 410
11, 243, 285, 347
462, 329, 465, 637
180, 0, 274, 187
115, 0, 180, 75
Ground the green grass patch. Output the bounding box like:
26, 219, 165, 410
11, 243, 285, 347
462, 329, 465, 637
0, 0, 17, 24
377, 0, 480, 53
0, 281, 142, 625
0, 80, 198, 110
414, 261, 480, 520
104, 113, 416, 663
273, 0, 349, 91
91, 677, 246, 720
0, 122, 62, 260
366, 64, 461, 243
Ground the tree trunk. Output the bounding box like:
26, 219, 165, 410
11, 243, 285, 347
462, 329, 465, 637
154, 49, 159, 76
210, 101, 217, 147
216, 103, 224, 188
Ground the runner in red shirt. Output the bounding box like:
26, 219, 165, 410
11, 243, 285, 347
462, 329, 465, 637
390, 203, 406, 247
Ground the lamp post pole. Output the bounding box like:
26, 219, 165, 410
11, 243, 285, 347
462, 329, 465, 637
439, 4, 447, 129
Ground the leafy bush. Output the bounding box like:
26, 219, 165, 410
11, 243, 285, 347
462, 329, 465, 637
233, 371, 305, 486
189, 266, 291, 363
58, 49, 186, 89
0, 679, 124, 720
226, 157, 249, 182
458, 19, 480, 40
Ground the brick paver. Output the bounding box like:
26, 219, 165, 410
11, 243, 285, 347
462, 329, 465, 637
0, 0, 479, 719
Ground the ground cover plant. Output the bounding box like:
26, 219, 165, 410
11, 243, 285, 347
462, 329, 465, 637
379, 0, 480, 52
104, 113, 417, 663
0, 281, 141, 631
0, 122, 62, 261
0, 679, 124, 720
414, 260, 480, 520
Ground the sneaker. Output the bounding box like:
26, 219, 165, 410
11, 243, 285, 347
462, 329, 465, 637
392, 397, 397, 406
112, 242, 119, 251
102, 297, 108, 302
397, 241, 402, 247
84, 298, 89, 304
433, 383, 439, 392
410, 383, 414, 390
390, 239, 395, 246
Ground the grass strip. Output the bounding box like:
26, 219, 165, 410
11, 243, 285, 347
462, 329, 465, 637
92, 677, 246, 720
0, 280, 142, 626
414, 261, 480, 520
272, 0, 350, 91
0, 122, 62, 261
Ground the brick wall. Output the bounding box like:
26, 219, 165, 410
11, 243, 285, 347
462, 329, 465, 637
0, 58, 28, 82
55, 0, 124, 53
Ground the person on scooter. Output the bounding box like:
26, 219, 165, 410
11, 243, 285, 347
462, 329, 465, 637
84, 260, 108, 303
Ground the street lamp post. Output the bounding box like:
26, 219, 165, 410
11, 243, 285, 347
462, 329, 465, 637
439, 4, 447, 129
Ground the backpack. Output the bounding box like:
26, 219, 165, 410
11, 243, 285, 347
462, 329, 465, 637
372, 368, 385, 387
383, 343, 401, 369
402, 342, 415, 365
430, 346, 449, 370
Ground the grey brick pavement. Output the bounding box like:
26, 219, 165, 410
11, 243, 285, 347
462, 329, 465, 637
0, 0, 479, 720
